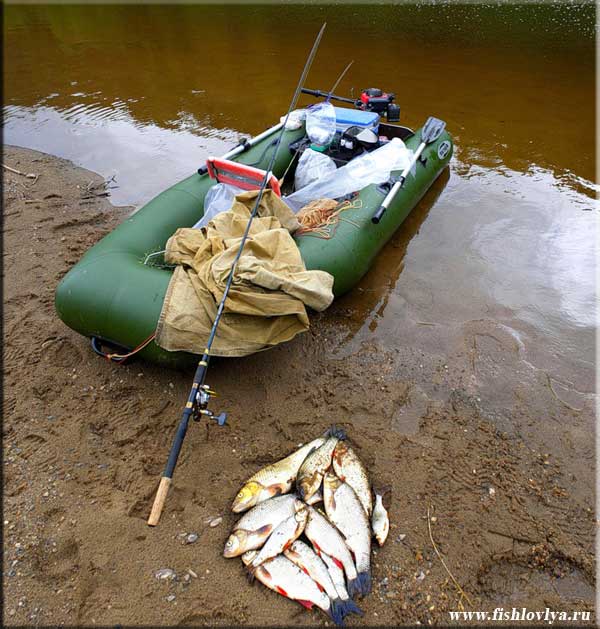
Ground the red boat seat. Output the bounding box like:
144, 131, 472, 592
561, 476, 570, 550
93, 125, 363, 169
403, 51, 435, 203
206, 157, 281, 197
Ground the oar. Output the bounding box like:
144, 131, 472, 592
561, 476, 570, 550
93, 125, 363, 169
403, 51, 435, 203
147, 22, 328, 527
371, 116, 446, 224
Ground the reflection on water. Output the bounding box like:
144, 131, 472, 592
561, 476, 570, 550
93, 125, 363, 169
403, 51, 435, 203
4, 104, 237, 207
337, 161, 596, 365
3, 3, 596, 399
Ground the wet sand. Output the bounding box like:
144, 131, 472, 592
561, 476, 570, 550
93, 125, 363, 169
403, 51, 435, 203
3, 145, 595, 625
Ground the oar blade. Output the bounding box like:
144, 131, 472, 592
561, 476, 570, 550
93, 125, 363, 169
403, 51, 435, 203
421, 116, 446, 144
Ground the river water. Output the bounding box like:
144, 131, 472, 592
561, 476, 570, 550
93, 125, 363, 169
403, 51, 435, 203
4, 3, 597, 450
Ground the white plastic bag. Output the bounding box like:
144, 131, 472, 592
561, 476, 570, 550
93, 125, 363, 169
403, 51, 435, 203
294, 148, 337, 191
281, 108, 307, 130
194, 183, 245, 229
306, 102, 336, 149
284, 137, 414, 212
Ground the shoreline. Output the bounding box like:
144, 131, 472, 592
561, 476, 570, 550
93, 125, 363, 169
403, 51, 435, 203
3, 145, 595, 626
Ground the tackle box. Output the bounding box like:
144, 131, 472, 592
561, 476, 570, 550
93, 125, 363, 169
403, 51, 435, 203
333, 106, 380, 134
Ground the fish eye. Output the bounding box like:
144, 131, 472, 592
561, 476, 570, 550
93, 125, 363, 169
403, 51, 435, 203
237, 491, 245, 498
226, 539, 233, 547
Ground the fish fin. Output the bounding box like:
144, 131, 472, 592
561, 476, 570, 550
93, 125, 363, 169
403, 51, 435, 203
339, 597, 364, 618
356, 570, 372, 597
256, 524, 273, 537
275, 585, 289, 598
268, 484, 285, 498
296, 599, 314, 610
331, 556, 344, 571
246, 565, 258, 584
326, 425, 347, 440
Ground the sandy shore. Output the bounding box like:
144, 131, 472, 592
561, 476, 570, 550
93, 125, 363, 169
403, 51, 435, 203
3, 145, 595, 626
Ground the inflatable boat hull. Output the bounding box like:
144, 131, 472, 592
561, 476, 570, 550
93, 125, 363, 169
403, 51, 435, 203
55, 119, 452, 367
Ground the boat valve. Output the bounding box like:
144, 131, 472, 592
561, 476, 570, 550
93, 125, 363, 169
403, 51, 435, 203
194, 385, 227, 426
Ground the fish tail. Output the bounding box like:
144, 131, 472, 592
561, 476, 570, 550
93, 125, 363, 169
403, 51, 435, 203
356, 570, 372, 597
347, 577, 361, 599
335, 597, 363, 620
327, 425, 347, 440
328, 600, 345, 626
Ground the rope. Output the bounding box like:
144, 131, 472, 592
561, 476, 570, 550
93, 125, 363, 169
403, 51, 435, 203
105, 332, 157, 363
296, 197, 363, 239
279, 149, 299, 189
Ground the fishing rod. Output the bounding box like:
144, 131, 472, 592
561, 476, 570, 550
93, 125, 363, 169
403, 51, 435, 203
147, 23, 327, 527
328, 60, 353, 100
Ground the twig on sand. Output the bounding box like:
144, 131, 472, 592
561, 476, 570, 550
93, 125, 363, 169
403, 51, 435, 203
3, 163, 39, 183
82, 175, 118, 199
427, 505, 473, 609
545, 372, 584, 413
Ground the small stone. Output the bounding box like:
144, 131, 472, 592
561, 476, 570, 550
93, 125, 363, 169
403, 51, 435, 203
8, 610, 15, 616
169, 382, 174, 389
166, 594, 176, 602
155, 568, 176, 581
396, 534, 406, 542
187, 568, 198, 578
416, 570, 426, 581
185, 533, 198, 544
430, 516, 437, 523
209, 517, 222, 528
488, 486, 496, 497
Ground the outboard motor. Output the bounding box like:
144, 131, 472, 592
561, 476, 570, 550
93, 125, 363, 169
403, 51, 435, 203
360, 88, 400, 122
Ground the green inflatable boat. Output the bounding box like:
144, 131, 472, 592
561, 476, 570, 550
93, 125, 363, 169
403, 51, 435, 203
55, 103, 453, 368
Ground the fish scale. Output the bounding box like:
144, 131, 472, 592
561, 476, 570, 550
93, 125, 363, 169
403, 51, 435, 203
250, 504, 308, 568
241, 552, 338, 624
232, 437, 326, 512
286, 540, 364, 622
323, 472, 372, 597
297, 428, 345, 502
304, 504, 360, 598
332, 440, 372, 516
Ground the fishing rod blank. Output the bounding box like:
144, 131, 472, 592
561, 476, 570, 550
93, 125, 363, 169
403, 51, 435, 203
148, 23, 327, 527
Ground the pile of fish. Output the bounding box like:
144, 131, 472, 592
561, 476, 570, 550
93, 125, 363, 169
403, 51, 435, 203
223, 427, 390, 625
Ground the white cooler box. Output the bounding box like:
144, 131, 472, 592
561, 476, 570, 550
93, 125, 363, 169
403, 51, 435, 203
333, 106, 380, 134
